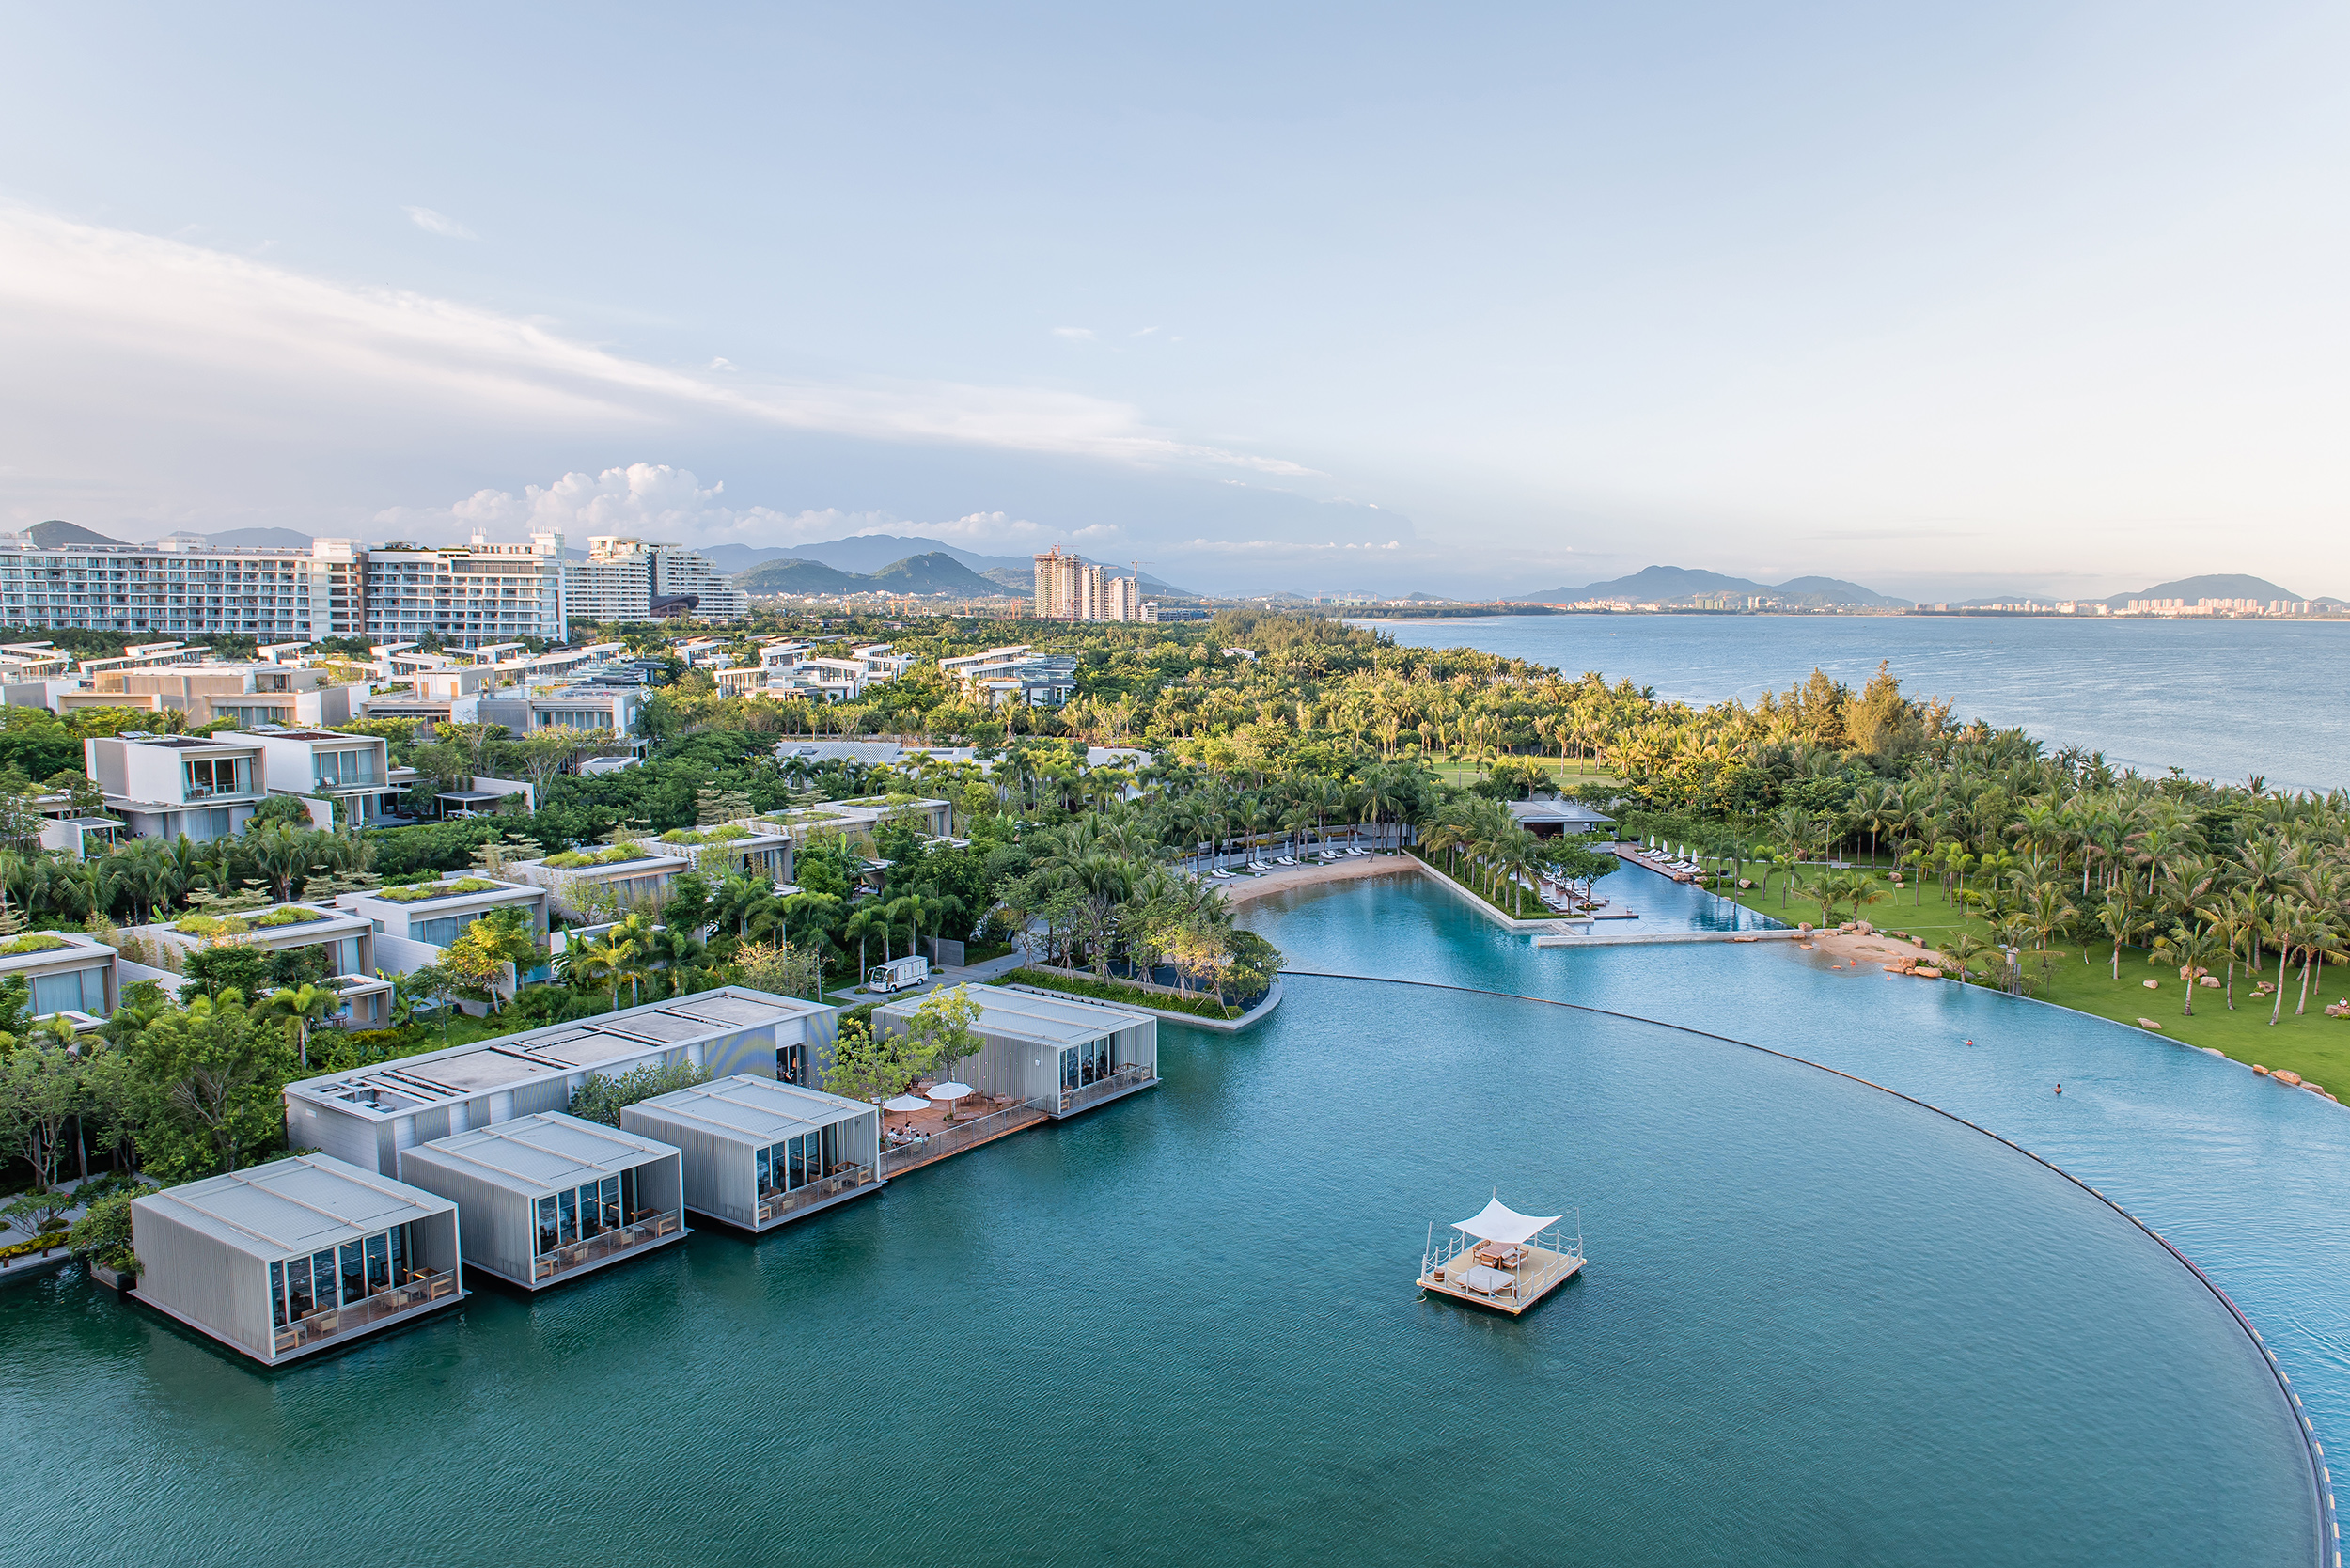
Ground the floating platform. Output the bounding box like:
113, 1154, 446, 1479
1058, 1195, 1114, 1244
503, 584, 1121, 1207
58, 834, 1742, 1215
1418, 1195, 1585, 1316
1418, 1241, 1585, 1315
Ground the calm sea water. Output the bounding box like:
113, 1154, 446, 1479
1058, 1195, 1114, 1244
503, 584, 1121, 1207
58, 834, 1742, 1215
0, 877, 2331, 1565
1362, 615, 2350, 793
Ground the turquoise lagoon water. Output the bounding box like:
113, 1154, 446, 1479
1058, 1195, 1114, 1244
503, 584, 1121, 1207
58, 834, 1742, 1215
0, 878, 2335, 1566
1365, 614, 2350, 792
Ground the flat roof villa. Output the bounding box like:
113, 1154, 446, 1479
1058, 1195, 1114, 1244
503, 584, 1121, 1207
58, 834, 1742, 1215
124, 899, 371, 969
337, 876, 550, 947
84, 732, 269, 843
283, 987, 840, 1177
623, 1074, 882, 1232
396, 1112, 687, 1290
873, 983, 1158, 1120
0, 930, 118, 1028
765, 795, 954, 844
1506, 799, 1616, 838
641, 821, 793, 884
504, 844, 683, 919
129, 1153, 464, 1365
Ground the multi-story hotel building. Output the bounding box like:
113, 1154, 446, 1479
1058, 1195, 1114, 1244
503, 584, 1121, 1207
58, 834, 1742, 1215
360, 535, 567, 646
563, 537, 749, 624
0, 533, 365, 640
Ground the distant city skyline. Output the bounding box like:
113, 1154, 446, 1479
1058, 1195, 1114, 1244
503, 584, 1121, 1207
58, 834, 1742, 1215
3, 5, 2345, 602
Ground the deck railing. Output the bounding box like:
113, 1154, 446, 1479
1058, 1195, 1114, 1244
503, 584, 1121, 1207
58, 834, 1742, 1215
273, 1267, 457, 1356
757, 1162, 879, 1223
529, 1208, 682, 1284
1059, 1064, 1155, 1115
881, 1099, 1048, 1175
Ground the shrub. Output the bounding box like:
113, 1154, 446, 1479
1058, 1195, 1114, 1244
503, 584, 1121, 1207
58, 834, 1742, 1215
68, 1191, 140, 1275
567, 1061, 711, 1125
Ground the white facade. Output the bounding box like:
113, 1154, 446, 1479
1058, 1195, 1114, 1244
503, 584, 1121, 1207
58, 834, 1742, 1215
562, 537, 749, 624
84, 733, 270, 842
362, 533, 566, 647
0, 534, 364, 640
239, 727, 414, 826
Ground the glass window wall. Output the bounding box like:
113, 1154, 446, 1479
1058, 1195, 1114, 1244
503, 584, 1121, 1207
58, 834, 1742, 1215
756, 1126, 838, 1199
270, 1223, 419, 1330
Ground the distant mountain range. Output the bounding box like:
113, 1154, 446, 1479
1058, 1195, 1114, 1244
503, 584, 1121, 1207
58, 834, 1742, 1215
736, 550, 1003, 598
712, 535, 1192, 599
2079, 573, 2302, 608
1514, 565, 1911, 608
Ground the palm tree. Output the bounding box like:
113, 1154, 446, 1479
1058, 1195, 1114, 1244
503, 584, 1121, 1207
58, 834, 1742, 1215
841, 907, 887, 982
2150, 922, 2221, 1017
256, 982, 338, 1070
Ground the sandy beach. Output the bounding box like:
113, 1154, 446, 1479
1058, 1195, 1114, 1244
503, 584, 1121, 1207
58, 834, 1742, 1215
1215, 855, 1421, 906
1798, 923, 1946, 971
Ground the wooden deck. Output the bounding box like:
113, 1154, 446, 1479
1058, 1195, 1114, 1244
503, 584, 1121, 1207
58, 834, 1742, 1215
1418, 1242, 1585, 1315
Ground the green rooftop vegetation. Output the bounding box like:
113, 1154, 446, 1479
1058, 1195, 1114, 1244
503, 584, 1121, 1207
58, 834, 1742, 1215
0, 933, 71, 955
174, 906, 330, 936
543, 845, 660, 869
658, 825, 752, 845
377, 876, 508, 902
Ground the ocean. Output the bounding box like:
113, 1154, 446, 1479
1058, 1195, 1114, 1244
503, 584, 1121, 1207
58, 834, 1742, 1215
1358, 614, 2350, 794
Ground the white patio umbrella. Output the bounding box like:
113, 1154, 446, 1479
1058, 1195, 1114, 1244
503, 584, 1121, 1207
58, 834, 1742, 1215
928, 1081, 974, 1121
882, 1095, 931, 1113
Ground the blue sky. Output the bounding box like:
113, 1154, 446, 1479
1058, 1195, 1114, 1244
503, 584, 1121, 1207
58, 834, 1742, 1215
3, 2, 2344, 598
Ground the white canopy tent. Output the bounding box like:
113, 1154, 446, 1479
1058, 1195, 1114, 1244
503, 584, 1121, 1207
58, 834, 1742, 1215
1452, 1196, 1562, 1247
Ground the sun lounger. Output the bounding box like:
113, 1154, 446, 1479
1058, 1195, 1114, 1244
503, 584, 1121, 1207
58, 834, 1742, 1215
1460, 1264, 1515, 1295
1275, 855, 1298, 866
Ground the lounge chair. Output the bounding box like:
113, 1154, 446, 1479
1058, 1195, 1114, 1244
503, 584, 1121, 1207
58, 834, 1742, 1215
1276, 855, 1298, 867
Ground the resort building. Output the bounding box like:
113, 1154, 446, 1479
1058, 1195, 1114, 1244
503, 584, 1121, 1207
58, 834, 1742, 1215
643, 821, 793, 884
872, 983, 1158, 1119
358, 534, 567, 647
563, 537, 750, 624
239, 726, 417, 827
475, 683, 647, 752
128, 1153, 464, 1365
936, 645, 1079, 707
84, 732, 271, 842
281, 988, 841, 1176
0, 532, 366, 640
56, 662, 367, 729
1505, 799, 1616, 838
395, 1112, 688, 1290
622, 1074, 883, 1231
125, 901, 373, 979
337, 875, 550, 948
0, 930, 118, 1027
504, 841, 685, 920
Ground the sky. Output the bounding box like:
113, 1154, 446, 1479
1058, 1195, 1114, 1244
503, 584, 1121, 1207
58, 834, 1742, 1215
2, 2, 2345, 600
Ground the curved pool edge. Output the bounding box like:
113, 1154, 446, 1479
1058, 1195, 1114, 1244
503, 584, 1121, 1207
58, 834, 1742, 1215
1279, 966, 2343, 1566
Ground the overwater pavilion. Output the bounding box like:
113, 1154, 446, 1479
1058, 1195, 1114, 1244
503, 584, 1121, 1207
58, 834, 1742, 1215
1418, 1194, 1585, 1315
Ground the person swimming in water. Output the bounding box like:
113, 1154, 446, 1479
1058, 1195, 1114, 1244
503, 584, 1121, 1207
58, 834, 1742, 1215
2054, 1084, 2062, 1094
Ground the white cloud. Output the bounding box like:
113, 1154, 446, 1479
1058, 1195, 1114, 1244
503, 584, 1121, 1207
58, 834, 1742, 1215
378, 464, 1075, 553
403, 206, 475, 240
1050, 326, 1096, 341
707, 356, 736, 371
1130, 326, 1159, 337
0, 206, 1319, 478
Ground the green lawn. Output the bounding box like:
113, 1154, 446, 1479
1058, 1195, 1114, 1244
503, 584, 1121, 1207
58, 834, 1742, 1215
1427, 757, 1618, 789
1723, 867, 2350, 1091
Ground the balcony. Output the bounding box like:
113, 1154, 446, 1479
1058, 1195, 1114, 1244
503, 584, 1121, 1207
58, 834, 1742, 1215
271, 1266, 458, 1357
1058, 1064, 1156, 1116
528, 1207, 683, 1284
755, 1162, 879, 1224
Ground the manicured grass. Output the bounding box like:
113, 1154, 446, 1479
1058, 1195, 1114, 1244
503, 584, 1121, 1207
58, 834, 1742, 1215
1723, 867, 2350, 1092
1426, 758, 1619, 788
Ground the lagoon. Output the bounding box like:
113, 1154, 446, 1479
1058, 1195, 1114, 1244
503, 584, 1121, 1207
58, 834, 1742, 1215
1361, 614, 2350, 793
0, 876, 2334, 1565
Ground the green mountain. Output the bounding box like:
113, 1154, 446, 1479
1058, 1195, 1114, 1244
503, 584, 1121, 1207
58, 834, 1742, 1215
28, 519, 124, 547
734, 551, 1004, 598
1518, 565, 1907, 608
735, 557, 867, 595
864, 552, 1002, 594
